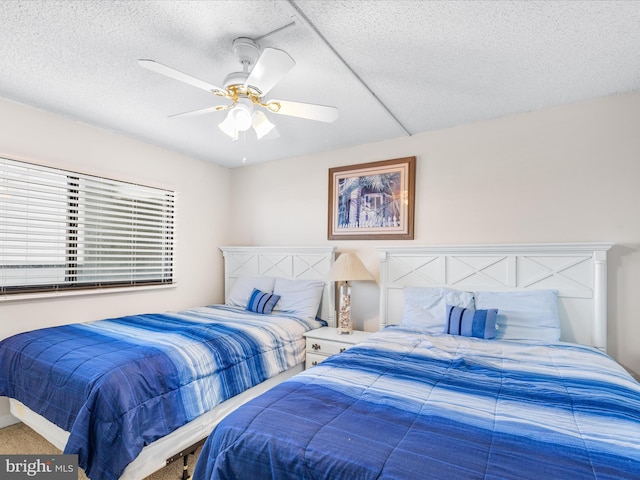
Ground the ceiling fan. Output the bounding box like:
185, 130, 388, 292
139, 37, 339, 141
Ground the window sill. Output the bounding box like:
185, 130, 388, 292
0, 283, 177, 303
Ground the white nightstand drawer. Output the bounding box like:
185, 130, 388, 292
307, 338, 349, 356
304, 328, 373, 370
306, 352, 327, 368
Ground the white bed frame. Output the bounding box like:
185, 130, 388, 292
8, 246, 336, 480
378, 243, 612, 351
221, 246, 337, 326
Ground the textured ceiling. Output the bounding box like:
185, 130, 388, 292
0, 0, 638, 168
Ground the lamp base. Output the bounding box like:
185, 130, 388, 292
336, 282, 352, 335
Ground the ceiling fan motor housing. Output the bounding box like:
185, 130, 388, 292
223, 71, 250, 89
224, 37, 263, 93
232, 37, 260, 67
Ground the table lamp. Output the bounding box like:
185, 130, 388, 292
326, 252, 373, 334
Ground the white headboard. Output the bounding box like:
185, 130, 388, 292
220, 246, 337, 326
378, 243, 613, 351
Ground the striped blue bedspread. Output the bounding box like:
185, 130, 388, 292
0, 305, 324, 480
193, 326, 640, 480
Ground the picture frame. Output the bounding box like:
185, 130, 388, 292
328, 156, 416, 240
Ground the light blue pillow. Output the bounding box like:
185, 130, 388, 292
273, 278, 325, 321
445, 304, 498, 339
474, 290, 560, 342
402, 287, 475, 333
227, 276, 276, 308
246, 288, 280, 314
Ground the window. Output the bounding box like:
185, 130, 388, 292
0, 157, 175, 296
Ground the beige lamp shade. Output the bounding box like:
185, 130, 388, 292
326, 253, 373, 282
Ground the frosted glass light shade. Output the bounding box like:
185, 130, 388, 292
230, 101, 253, 131
218, 113, 239, 141
252, 111, 275, 139
218, 98, 255, 140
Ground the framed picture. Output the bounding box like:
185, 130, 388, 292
328, 156, 416, 240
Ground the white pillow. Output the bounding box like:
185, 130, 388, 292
226, 276, 276, 308
474, 290, 560, 342
273, 278, 325, 321
402, 286, 474, 333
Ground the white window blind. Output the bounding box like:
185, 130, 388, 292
0, 157, 175, 295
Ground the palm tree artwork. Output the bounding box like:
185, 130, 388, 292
336, 172, 401, 230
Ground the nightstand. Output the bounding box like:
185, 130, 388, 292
303, 327, 372, 369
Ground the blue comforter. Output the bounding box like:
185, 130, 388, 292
193, 326, 640, 480
0, 305, 324, 479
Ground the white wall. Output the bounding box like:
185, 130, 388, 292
229, 92, 640, 379
1, 90, 639, 427
0, 97, 231, 423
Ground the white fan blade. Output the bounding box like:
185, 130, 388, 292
245, 48, 295, 96
270, 100, 339, 123
138, 59, 225, 94
168, 104, 231, 119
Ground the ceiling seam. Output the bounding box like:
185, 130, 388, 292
285, 0, 412, 136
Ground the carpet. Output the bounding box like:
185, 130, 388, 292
0, 422, 202, 480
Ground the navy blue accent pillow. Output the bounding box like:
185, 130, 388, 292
445, 304, 498, 339
246, 288, 281, 314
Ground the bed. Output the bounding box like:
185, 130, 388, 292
0, 246, 336, 480
191, 243, 640, 480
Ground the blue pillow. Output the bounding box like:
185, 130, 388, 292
246, 288, 280, 314
445, 304, 498, 339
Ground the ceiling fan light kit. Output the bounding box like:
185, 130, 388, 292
229, 98, 254, 131
139, 35, 338, 143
